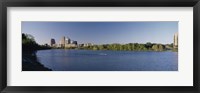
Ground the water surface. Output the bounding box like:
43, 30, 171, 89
36, 49, 178, 71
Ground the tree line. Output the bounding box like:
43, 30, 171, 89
79, 42, 173, 51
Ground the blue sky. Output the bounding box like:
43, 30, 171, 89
22, 22, 178, 45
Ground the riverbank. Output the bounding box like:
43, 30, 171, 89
22, 53, 52, 71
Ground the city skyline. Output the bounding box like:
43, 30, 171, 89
22, 22, 178, 45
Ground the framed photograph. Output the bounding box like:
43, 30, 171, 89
0, 0, 200, 93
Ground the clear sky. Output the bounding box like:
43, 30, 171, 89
22, 22, 178, 45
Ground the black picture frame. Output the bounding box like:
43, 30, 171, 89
0, 0, 200, 93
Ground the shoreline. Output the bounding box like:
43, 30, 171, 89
45, 48, 178, 52
22, 53, 52, 71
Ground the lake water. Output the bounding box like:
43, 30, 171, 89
36, 49, 178, 71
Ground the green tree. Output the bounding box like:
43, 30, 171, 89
158, 45, 164, 51
22, 33, 51, 52
145, 42, 152, 49
152, 45, 159, 51
22, 33, 39, 52
152, 44, 165, 51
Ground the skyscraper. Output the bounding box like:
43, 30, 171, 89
173, 32, 178, 48
50, 38, 56, 47
65, 37, 71, 44
60, 36, 65, 48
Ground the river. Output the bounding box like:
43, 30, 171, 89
36, 49, 178, 71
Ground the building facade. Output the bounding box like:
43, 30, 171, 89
72, 40, 78, 45
83, 43, 93, 47
60, 36, 65, 48
65, 37, 71, 44
173, 32, 178, 48
50, 38, 56, 47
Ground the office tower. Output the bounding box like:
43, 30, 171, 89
173, 32, 178, 48
50, 38, 56, 47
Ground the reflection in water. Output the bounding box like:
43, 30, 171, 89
36, 49, 178, 71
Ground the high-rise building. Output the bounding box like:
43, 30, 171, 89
72, 41, 78, 45
50, 38, 56, 47
58, 36, 79, 48
65, 37, 71, 44
60, 36, 65, 48
173, 32, 178, 48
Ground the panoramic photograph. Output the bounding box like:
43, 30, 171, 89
22, 22, 178, 71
